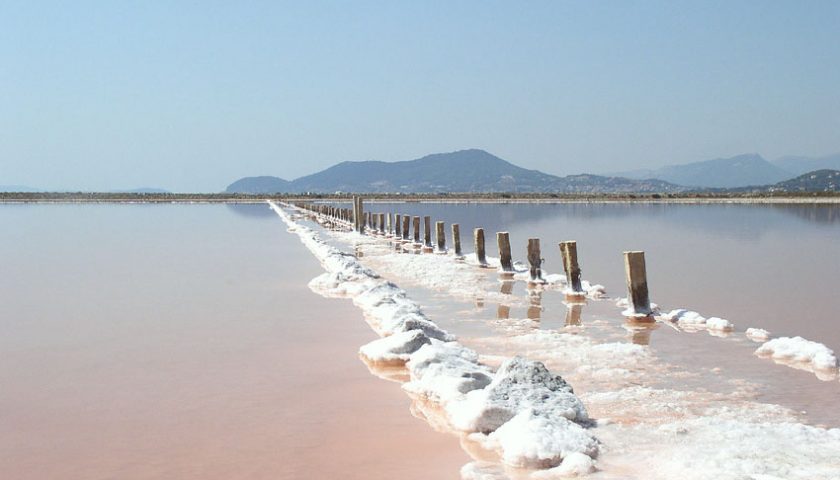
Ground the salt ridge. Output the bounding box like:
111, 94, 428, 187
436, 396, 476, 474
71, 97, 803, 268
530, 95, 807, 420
269, 202, 600, 471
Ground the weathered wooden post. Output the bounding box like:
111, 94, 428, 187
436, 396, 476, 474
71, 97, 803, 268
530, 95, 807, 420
560, 241, 584, 295
527, 238, 542, 282
402, 215, 410, 240
378, 213, 385, 234
352, 196, 364, 233
452, 223, 462, 256
386, 213, 392, 236
412, 216, 421, 243
395, 214, 402, 238
435, 221, 446, 252
474, 228, 487, 265
623, 251, 653, 319
497, 232, 513, 272
423, 216, 432, 250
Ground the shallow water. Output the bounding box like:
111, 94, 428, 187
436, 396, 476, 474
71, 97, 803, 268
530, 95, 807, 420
329, 202, 840, 426
0, 204, 469, 479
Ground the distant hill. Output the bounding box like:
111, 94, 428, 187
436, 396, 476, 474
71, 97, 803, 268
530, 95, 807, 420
617, 154, 792, 188
766, 169, 840, 193
773, 153, 840, 176
0, 185, 39, 192
226, 149, 684, 194
111, 187, 170, 194
226, 176, 291, 194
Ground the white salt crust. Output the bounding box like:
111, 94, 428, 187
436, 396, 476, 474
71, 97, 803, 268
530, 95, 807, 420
271, 202, 599, 469
755, 336, 839, 377
280, 203, 840, 479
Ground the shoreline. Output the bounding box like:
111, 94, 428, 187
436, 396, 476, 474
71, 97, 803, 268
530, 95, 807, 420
2, 193, 840, 205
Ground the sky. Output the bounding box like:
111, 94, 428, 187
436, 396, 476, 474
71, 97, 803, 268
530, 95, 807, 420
1, 1, 839, 192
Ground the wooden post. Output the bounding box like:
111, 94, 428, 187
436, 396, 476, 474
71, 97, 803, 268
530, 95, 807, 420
386, 213, 392, 236
497, 232, 513, 272
527, 238, 542, 282
452, 223, 462, 256
403, 215, 410, 240
423, 216, 432, 248
560, 241, 583, 293
395, 214, 402, 238
474, 228, 487, 265
435, 221, 446, 252
352, 197, 364, 233
378, 213, 385, 234
623, 251, 652, 317
413, 216, 421, 243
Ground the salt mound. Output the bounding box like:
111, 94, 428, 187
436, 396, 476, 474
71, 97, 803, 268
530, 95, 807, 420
661, 309, 734, 331
359, 329, 431, 364
447, 356, 589, 433
745, 327, 771, 342
475, 409, 598, 469
755, 336, 838, 371
404, 340, 493, 402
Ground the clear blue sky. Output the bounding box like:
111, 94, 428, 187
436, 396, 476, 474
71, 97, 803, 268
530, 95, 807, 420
2, 1, 839, 192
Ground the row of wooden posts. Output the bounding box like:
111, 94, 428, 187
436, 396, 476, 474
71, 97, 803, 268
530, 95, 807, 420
294, 198, 654, 319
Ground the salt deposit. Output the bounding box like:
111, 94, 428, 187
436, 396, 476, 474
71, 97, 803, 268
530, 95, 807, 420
272, 202, 598, 470
276, 202, 840, 479
746, 327, 771, 342
755, 336, 839, 375
660, 309, 734, 331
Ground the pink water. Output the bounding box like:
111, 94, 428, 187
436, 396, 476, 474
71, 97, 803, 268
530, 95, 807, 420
0, 204, 468, 479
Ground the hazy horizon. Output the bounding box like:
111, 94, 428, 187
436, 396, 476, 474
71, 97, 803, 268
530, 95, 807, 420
3, 1, 839, 191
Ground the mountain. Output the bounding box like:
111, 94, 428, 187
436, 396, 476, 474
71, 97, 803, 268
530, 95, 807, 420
766, 169, 840, 193
226, 176, 291, 194
289, 149, 566, 193
225, 149, 684, 194
617, 154, 792, 188
773, 153, 840, 176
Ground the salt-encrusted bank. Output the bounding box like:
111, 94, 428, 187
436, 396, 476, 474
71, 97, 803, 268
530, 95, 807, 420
269, 201, 599, 471
272, 201, 840, 480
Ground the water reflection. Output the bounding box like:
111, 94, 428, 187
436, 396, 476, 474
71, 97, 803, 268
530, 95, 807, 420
224, 203, 275, 219
624, 323, 660, 346
564, 302, 584, 327
527, 288, 542, 320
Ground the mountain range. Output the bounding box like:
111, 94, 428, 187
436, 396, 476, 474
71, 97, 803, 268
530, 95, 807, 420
226, 149, 840, 194
227, 149, 681, 194
614, 153, 840, 188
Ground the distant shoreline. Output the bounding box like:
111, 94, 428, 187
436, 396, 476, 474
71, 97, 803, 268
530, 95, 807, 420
2, 192, 840, 204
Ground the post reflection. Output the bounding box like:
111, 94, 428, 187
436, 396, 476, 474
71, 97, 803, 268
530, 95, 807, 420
564, 302, 584, 326
527, 288, 542, 320
624, 322, 660, 346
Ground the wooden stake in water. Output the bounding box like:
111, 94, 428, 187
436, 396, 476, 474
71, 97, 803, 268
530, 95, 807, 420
527, 238, 542, 282
623, 251, 652, 317
378, 213, 385, 234
423, 216, 432, 248
497, 232, 513, 272
413, 216, 421, 243
560, 241, 583, 293
452, 223, 462, 256
386, 213, 392, 236
394, 214, 402, 238
436, 221, 446, 252
474, 228, 487, 265
403, 215, 411, 240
